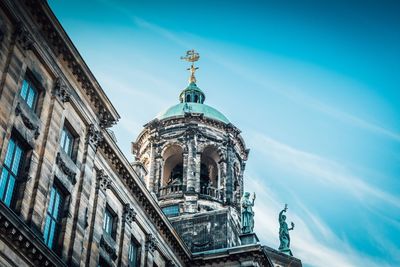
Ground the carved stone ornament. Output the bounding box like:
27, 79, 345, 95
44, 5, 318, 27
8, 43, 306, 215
100, 235, 117, 261
56, 152, 76, 185
99, 109, 114, 129
15, 103, 39, 139
53, 77, 70, 103
96, 169, 111, 191
123, 203, 136, 224
15, 23, 33, 51
145, 233, 158, 253
86, 124, 103, 149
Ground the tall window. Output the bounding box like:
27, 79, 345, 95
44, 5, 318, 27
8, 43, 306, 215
20, 78, 38, 110
0, 138, 24, 207
60, 125, 74, 158
128, 238, 140, 267
103, 206, 117, 239
43, 185, 64, 250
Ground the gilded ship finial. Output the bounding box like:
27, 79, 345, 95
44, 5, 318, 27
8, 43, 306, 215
181, 49, 200, 83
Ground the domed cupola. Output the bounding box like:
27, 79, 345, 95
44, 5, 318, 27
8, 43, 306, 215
132, 50, 249, 253
179, 82, 205, 104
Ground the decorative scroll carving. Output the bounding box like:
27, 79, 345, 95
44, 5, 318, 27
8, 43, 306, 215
99, 109, 114, 129
122, 203, 136, 225
56, 153, 76, 185
145, 233, 158, 253
15, 103, 39, 139
96, 169, 111, 191
86, 124, 103, 149
15, 23, 33, 50
53, 78, 70, 103
100, 235, 117, 261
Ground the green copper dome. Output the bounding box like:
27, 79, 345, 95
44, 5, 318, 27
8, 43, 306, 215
157, 102, 229, 124
157, 52, 229, 124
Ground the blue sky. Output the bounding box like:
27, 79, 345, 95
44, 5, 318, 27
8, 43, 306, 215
49, 1, 400, 266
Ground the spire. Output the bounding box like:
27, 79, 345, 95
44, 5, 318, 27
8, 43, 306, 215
179, 49, 205, 104
181, 49, 200, 83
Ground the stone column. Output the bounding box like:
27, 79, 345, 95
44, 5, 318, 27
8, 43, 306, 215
82, 169, 111, 266
182, 148, 188, 190
186, 139, 196, 192
147, 140, 156, 192
225, 145, 234, 204
153, 156, 162, 194
194, 152, 201, 192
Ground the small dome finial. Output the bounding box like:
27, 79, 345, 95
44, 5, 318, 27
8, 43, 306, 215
181, 49, 200, 84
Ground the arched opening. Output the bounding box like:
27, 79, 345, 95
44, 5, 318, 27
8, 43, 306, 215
194, 95, 199, 103
200, 146, 220, 197
186, 94, 191, 102
161, 145, 183, 196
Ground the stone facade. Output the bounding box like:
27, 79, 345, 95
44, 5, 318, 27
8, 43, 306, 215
0, 1, 302, 267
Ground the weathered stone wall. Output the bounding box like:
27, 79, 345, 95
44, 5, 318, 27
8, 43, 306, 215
0, 1, 189, 266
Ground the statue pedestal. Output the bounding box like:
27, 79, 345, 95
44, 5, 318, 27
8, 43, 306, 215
240, 232, 259, 245
279, 248, 293, 256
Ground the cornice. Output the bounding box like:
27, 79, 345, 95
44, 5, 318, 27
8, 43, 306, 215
0, 202, 67, 267
22, 0, 120, 128
191, 245, 274, 267
98, 131, 192, 265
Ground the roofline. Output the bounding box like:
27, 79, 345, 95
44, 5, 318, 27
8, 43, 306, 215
25, 0, 120, 127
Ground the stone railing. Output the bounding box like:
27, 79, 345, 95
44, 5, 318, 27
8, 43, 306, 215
159, 184, 183, 197
200, 186, 224, 202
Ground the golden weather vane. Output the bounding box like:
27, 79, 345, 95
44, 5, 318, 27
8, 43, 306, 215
181, 49, 200, 83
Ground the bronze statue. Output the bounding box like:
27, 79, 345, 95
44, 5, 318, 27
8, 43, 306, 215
279, 204, 295, 256
241, 192, 256, 234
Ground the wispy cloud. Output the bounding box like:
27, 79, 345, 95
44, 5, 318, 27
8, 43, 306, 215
250, 132, 400, 208
247, 174, 394, 267
124, 15, 400, 142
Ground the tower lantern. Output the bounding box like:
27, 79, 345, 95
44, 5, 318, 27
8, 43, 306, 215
132, 50, 249, 252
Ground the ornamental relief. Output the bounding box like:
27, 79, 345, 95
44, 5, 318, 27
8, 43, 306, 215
55, 152, 76, 185
15, 102, 40, 139
15, 23, 34, 51
122, 203, 136, 225
52, 77, 71, 103
86, 123, 103, 149
96, 169, 111, 191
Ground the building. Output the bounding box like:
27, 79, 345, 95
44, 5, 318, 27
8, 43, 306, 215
0, 1, 302, 267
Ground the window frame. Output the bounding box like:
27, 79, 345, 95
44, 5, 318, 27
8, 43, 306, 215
60, 126, 74, 158
59, 120, 79, 162
0, 137, 27, 208
43, 181, 68, 254
103, 205, 117, 240
128, 236, 141, 267
19, 72, 41, 112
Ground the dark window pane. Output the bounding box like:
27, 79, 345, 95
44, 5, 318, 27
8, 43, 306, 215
20, 79, 38, 110
128, 240, 139, 267
61, 126, 74, 158
43, 185, 64, 250
0, 138, 24, 207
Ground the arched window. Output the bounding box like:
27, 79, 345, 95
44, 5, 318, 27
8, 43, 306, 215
186, 94, 191, 102
162, 145, 184, 186
200, 146, 220, 190
194, 95, 199, 103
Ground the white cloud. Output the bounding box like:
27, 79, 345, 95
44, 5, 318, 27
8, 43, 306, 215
247, 174, 393, 267
250, 132, 400, 208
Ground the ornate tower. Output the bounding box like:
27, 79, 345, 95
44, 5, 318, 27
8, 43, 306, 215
132, 50, 249, 252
